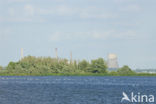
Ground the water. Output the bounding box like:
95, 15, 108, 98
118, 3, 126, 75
0, 76, 156, 104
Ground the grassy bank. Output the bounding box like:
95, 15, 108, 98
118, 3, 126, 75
0, 70, 156, 76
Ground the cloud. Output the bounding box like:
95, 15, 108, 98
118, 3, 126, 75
114, 0, 136, 3
50, 32, 83, 42
1, 2, 118, 23
78, 6, 118, 19
120, 4, 141, 12
90, 30, 136, 39
7, 0, 29, 3
79, 11, 117, 19
57, 5, 73, 16
91, 31, 114, 39
115, 30, 137, 39
36, 5, 117, 19
1, 16, 45, 23
37, 5, 73, 16
1, 1, 139, 24
0, 4, 45, 23
49, 30, 137, 42
3, 17, 33, 22
113, 0, 141, 12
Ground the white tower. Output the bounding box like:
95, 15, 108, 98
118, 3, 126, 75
20, 48, 24, 60
107, 53, 119, 69
70, 51, 72, 64
55, 48, 58, 59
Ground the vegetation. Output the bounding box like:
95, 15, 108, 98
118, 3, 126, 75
0, 56, 156, 76
0, 66, 3, 70
117, 65, 135, 75
0, 56, 108, 76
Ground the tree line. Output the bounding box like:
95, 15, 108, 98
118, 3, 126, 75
0, 56, 139, 76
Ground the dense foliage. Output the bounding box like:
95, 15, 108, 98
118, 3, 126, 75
0, 56, 155, 76
117, 65, 135, 75
1, 56, 108, 75
0, 66, 3, 70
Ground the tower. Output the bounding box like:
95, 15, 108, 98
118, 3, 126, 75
107, 53, 119, 70
20, 48, 24, 60
70, 51, 72, 64
55, 48, 58, 59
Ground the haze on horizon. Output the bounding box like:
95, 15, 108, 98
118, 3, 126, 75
0, 0, 156, 69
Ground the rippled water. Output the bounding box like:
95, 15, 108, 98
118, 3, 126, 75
0, 76, 156, 104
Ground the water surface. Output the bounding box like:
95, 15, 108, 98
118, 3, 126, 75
0, 76, 156, 104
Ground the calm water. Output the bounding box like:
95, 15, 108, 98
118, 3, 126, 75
0, 76, 156, 104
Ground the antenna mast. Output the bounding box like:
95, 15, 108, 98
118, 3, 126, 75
20, 48, 24, 60
55, 48, 58, 59
70, 51, 72, 64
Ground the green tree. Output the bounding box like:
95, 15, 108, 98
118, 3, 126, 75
78, 60, 89, 71
7, 62, 17, 70
4, 56, 110, 75
117, 65, 135, 75
0, 66, 3, 70
89, 58, 107, 73
109, 71, 118, 76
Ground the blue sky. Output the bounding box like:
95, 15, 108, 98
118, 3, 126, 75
0, 0, 156, 69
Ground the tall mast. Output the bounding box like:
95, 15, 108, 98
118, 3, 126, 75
55, 48, 58, 59
20, 48, 24, 60
70, 51, 72, 64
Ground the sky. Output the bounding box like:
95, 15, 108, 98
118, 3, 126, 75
0, 0, 156, 69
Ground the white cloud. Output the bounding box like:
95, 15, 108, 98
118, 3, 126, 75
114, 30, 137, 39
78, 6, 117, 19
50, 32, 81, 42
35, 5, 117, 19
1, 3, 117, 23
79, 12, 116, 19
0, 4, 45, 23
114, 0, 136, 3
36, 5, 73, 16
91, 31, 114, 39
121, 4, 141, 12
57, 5, 73, 16
49, 30, 137, 42
37, 8, 55, 15
89, 30, 136, 39
7, 0, 29, 3
5, 17, 33, 22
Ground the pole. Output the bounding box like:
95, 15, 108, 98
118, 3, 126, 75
21, 48, 23, 60
55, 48, 58, 59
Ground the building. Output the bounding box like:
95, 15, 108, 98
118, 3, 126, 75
107, 53, 119, 71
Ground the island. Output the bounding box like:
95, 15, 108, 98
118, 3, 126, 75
0, 56, 156, 76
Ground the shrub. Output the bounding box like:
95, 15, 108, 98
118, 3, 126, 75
117, 65, 135, 75
0, 66, 3, 70
89, 58, 107, 73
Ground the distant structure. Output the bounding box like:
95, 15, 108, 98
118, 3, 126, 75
55, 48, 58, 59
70, 51, 72, 64
107, 53, 119, 71
135, 69, 156, 73
20, 48, 24, 60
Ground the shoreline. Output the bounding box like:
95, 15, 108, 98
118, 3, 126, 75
0, 73, 156, 76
